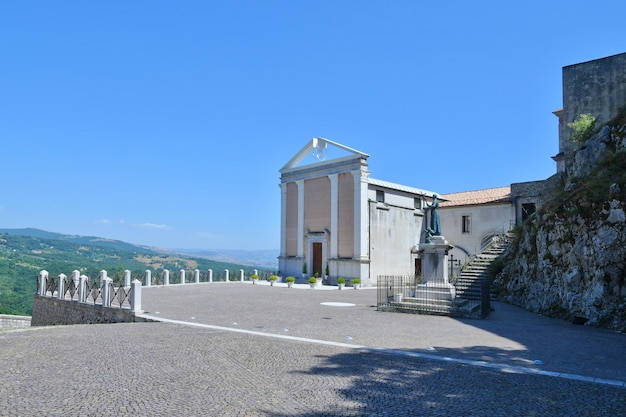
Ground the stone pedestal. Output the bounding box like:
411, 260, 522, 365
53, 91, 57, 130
416, 236, 455, 301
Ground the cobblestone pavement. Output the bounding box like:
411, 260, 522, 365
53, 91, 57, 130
1, 282, 625, 416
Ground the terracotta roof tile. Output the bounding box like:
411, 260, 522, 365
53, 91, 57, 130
439, 186, 511, 207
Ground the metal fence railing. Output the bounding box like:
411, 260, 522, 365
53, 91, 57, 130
377, 275, 490, 319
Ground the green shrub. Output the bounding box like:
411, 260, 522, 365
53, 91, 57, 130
309, 277, 317, 284
568, 113, 597, 144
351, 278, 361, 285
285, 276, 295, 283
337, 277, 345, 284
269, 275, 278, 281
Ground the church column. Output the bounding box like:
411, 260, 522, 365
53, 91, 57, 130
329, 174, 338, 258
296, 180, 305, 258
279, 182, 287, 258
352, 169, 369, 260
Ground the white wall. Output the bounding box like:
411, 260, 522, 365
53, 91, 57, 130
439, 203, 514, 262
369, 200, 425, 284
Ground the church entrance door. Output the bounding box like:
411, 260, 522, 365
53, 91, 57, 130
312, 242, 323, 277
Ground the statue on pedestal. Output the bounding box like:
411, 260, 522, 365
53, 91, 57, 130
424, 194, 441, 241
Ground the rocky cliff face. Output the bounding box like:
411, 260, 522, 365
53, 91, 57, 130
494, 125, 626, 331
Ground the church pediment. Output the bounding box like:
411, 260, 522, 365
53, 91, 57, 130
280, 137, 369, 172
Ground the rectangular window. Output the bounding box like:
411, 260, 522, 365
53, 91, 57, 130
462, 215, 471, 233
414, 198, 422, 209
376, 190, 385, 203
522, 203, 536, 222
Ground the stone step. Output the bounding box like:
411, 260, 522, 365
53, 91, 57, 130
382, 298, 454, 315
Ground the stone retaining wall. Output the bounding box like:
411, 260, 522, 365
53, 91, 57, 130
31, 295, 153, 326
0, 314, 31, 329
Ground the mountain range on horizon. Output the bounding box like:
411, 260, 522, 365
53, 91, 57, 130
0, 228, 279, 270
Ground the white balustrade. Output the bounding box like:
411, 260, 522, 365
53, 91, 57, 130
124, 270, 131, 287
58, 273, 66, 299
130, 279, 142, 312
38, 270, 48, 296
102, 277, 112, 307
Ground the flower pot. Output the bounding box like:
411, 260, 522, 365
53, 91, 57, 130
309, 283, 316, 289
287, 282, 293, 288
338, 283, 345, 290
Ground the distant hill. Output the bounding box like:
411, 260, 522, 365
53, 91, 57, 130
172, 248, 278, 270
0, 228, 273, 316
0, 228, 155, 254
0, 228, 279, 269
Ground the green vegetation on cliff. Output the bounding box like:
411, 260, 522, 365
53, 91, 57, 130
495, 118, 626, 330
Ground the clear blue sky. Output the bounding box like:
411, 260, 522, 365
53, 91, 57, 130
1, 1, 625, 250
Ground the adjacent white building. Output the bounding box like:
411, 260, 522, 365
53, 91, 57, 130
438, 187, 515, 263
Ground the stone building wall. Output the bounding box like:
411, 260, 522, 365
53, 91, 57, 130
31, 295, 152, 326
561, 52, 626, 158
510, 174, 564, 224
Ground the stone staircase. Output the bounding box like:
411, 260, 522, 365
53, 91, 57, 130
378, 234, 512, 318
453, 234, 512, 310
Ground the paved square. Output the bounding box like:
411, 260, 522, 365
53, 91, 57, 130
1, 282, 625, 416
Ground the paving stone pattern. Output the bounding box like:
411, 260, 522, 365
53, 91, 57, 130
1, 282, 625, 416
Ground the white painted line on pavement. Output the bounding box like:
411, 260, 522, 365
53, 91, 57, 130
137, 314, 626, 389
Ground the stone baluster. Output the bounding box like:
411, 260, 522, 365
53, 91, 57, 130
124, 270, 131, 287
71, 270, 80, 296
144, 270, 152, 287
38, 270, 48, 296
164, 269, 170, 286
224, 269, 229, 282
58, 273, 66, 299
130, 279, 142, 312
79, 275, 88, 303
208, 269, 213, 283
99, 270, 107, 287
194, 269, 200, 284
180, 269, 186, 285
102, 277, 112, 307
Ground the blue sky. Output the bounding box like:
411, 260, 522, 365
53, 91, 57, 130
1, 1, 625, 250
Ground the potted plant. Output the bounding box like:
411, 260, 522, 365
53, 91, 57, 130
286, 276, 295, 288
269, 275, 278, 286
351, 278, 361, 289
325, 262, 329, 280
314, 272, 322, 286
337, 277, 345, 290
308, 276, 317, 289
251, 273, 259, 285
302, 262, 308, 279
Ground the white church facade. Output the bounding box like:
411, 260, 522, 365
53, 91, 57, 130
278, 138, 439, 286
